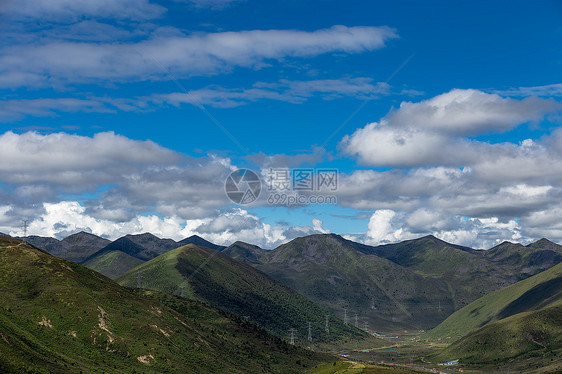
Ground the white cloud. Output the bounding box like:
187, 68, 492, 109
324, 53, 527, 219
0, 78, 390, 121
0, 0, 166, 21
365, 209, 411, 245
341, 89, 561, 167
348, 209, 525, 249
495, 83, 562, 97
0, 26, 398, 88
312, 218, 329, 233
154, 78, 390, 108
389, 89, 558, 136
0, 131, 179, 186
181, 0, 244, 9
4, 202, 327, 248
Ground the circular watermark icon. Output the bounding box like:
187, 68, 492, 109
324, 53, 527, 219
225, 169, 261, 204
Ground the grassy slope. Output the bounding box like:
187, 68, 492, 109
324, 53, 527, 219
0, 236, 334, 373
306, 361, 422, 373
425, 262, 562, 341
82, 249, 144, 279
427, 304, 562, 370
116, 244, 376, 347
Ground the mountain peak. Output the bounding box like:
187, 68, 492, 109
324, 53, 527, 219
178, 235, 225, 251
527, 238, 561, 250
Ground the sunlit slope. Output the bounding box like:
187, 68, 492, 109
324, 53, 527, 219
0, 236, 334, 373
427, 304, 562, 369
426, 262, 562, 341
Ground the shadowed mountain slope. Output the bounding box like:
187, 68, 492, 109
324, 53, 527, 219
116, 244, 376, 347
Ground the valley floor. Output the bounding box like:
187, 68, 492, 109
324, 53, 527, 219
320, 331, 562, 374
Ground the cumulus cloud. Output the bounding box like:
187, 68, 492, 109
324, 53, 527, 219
341, 89, 561, 167
388, 89, 558, 136
0, 26, 398, 88
2, 202, 327, 248
0, 131, 179, 186
345, 209, 524, 249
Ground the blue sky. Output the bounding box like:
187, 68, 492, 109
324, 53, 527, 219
1, 0, 562, 248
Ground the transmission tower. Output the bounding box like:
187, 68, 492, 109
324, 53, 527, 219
325, 315, 329, 333
22, 220, 29, 241
179, 285, 185, 298
288, 328, 297, 345
354, 314, 358, 328
364, 321, 368, 331
371, 296, 376, 309
438, 301, 442, 314
344, 308, 348, 325
307, 322, 312, 341
136, 269, 143, 289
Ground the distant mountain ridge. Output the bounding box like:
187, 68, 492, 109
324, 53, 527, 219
22, 231, 111, 263
222, 234, 562, 331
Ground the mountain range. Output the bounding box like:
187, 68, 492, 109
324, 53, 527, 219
15, 231, 562, 333
3, 229, 562, 371
223, 234, 562, 331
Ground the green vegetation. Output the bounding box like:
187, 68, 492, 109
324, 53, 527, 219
0, 236, 335, 373
427, 304, 562, 371
117, 244, 375, 347
231, 234, 456, 331
425, 262, 562, 341
227, 234, 562, 332
306, 361, 422, 373
82, 249, 144, 279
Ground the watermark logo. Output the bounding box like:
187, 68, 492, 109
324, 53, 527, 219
225, 168, 338, 206
225, 169, 262, 204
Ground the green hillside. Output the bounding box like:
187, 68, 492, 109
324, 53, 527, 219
82, 249, 144, 279
427, 304, 562, 371
0, 236, 334, 373
425, 262, 562, 341
116, 244, 375, 347
236, 234, 455, 331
